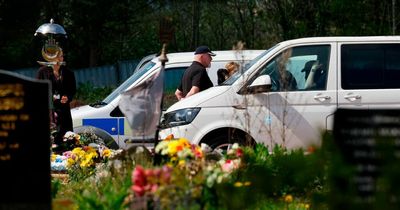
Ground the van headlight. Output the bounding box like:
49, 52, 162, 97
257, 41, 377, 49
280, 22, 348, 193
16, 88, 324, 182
160, 108, 201, 128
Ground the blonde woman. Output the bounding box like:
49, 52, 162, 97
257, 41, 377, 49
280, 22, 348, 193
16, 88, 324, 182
225, 61, 240, 76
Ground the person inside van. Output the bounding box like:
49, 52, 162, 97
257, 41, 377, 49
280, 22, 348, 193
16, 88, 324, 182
304, 60, 326, 90
281, 70, 298, 91
217, 61, 240, 85
217, 68, 229, 85
225, 61, 239, 76
175, 46, 216, 100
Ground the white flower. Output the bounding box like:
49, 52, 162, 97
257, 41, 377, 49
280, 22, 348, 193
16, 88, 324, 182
201, 143, 212, 153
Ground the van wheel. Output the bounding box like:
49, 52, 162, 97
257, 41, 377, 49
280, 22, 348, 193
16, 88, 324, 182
73, 126, 119, 149
201, 128, 254, 151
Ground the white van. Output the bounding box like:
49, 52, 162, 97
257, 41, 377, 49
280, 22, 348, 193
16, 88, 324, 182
159, 36, 400, 150
71, 50, 264, 148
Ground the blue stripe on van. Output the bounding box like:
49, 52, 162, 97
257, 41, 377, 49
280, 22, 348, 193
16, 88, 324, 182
83, 118, 124, 135
118, 118, 124, 134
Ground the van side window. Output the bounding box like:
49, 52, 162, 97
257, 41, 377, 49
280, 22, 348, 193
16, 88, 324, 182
163, 67, 187, 110
255, 45, 331, 91
341, 44, 400, 89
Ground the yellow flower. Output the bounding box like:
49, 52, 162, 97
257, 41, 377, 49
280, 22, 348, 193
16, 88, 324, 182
170, 157, 177, 163
234, 182, 243, 187
304, 203, 310, 209
102, 149, 111, 158
244, 181, 251, 186
178, 159, 186, 167
72, 147, 83, 153
178, 138, 190, 147
284, 195, 293, 203
51, 154, 57, 162
72, 147, 85, 159
80, 155, 94, 168
66, 158, 75, 168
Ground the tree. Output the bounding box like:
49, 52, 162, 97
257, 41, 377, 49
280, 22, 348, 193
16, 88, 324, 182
0, 0, 41, 69
1, 0, 399, 70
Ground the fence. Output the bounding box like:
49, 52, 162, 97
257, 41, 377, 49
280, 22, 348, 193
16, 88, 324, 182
11, 59, 140, 88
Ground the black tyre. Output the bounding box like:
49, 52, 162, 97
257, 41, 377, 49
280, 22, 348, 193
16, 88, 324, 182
201, 128, 254, 150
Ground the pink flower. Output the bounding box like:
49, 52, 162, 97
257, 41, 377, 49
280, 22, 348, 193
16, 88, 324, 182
63, 151, 72, 158
221, 160, 234, 172
236, 148, 243, 157
161, 166, 172, 183
131, 165, 172, 197
131, 185, 145, 197
132, 165, 147, 196
221, 159, 240, 173
150, 184, 158, 193
191, 145, 203, 158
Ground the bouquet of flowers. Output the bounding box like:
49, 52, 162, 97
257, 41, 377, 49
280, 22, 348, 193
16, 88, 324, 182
155, 136, 203, 166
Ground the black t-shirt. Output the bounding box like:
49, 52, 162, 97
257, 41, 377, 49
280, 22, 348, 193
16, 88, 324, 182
178, 61, 213, 97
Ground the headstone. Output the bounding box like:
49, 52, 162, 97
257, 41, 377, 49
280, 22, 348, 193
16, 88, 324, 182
0, 70, 51, 210
332, 108, 400, 210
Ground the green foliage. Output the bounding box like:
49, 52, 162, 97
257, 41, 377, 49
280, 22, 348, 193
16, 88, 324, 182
53, 146, 154, 209
211, 144, 324, 210
51, 179, 62, 199
73, 174, 131, 210
67, 164, 96, 183
74, 83, 114, 105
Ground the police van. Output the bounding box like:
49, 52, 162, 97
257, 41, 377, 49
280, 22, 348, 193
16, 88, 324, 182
71, 50, 264, 149
159, 36, 400, 150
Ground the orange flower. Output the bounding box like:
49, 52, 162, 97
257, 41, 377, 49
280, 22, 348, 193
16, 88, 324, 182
176, 145, 183, 152
284, 194, 293, 203
307, 146, 316, 154
165, 134, 174, 141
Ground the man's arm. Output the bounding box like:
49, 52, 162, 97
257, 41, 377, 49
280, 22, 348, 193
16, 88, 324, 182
175, 89, 184, 100
185, 86, 200, 98
304, 62, 322, 89
304, 70, 316, 89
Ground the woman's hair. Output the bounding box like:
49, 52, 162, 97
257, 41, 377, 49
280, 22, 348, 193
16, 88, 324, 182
225, 62, 240, 75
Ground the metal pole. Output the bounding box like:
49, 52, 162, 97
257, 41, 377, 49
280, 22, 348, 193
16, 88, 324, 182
153, 43, 168, 165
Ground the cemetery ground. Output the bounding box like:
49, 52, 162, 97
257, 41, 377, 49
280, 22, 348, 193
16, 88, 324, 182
51, 133, 326, 210
51, 129, 400, 210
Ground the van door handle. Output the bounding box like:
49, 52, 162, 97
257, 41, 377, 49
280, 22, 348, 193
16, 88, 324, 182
313, 94, 331, 101
344, 94, 361, 101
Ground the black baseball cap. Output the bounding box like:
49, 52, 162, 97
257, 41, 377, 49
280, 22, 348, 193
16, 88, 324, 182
194, 46, 216, 56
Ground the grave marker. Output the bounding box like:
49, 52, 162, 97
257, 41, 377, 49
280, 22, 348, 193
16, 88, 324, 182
332, 108, 400, 209
0, 70, 51, 210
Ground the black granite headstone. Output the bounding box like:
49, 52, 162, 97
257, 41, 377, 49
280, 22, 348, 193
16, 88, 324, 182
332, 108, 400, 210
0, 70, 50, 210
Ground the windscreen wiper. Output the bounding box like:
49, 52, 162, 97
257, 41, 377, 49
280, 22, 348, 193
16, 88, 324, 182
89, 101, 108, 108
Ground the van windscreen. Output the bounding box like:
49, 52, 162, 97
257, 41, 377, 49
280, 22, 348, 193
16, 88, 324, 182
223, 45, 277, 85
101, 61, 157, 105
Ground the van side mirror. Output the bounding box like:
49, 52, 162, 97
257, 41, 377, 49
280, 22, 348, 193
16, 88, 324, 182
247, 75, 272, 94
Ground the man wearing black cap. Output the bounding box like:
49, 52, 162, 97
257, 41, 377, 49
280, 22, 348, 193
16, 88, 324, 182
175, 46, 216, 100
